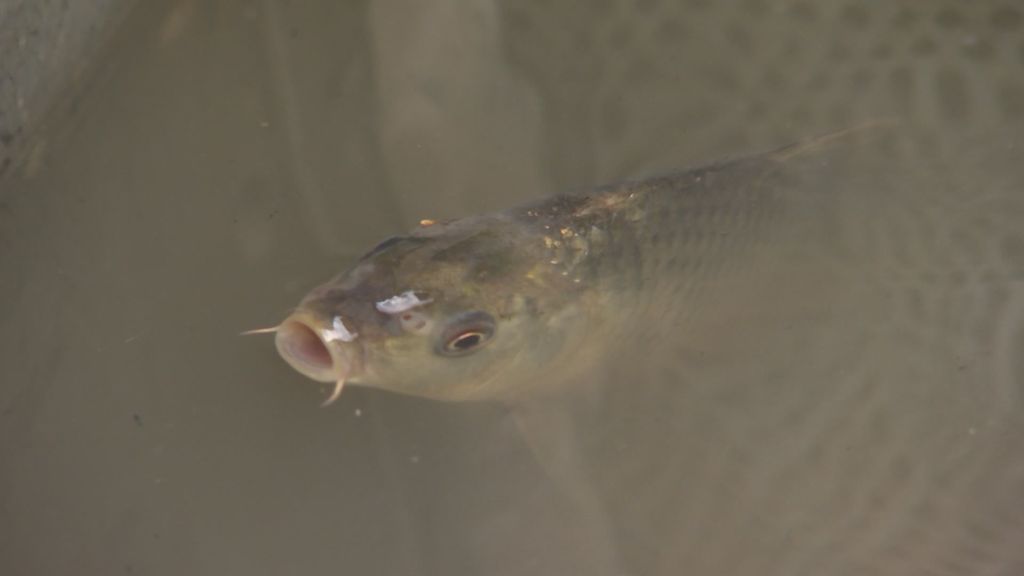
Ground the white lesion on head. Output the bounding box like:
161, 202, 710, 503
375, 290, 433, 315
375, 290, 435, 335
322, 316, 358, 342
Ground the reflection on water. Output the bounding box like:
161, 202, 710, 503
1, 1, 1022, 575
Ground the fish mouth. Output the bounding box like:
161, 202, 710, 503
274, 313, 362, 404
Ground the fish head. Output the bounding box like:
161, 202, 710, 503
274, 209, 599, 402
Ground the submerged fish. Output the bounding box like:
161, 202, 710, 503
267, 134, 837, 404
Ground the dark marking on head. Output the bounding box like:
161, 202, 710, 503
362, 235, 434, 263
364, 236, 404, 259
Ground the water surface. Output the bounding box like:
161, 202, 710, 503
2, 1, 1023, 575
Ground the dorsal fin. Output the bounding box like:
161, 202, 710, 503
770, 117, 901, 162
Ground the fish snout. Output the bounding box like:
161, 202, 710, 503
274, 315, 357, 384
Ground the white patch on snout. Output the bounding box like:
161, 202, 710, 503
322, 316, 358, 342
375, 291, 433, 315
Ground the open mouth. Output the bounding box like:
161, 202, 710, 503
273, 316, 361, 406
274, 320, 336, 382
240, 310, 366, 406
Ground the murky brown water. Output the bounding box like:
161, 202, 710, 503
2, 1, 1023, 575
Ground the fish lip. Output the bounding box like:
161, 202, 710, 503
274, 312, 363, 384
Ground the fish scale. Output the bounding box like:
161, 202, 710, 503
535, 141, 1024, 574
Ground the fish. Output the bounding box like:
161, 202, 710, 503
255, 126, 1024, 575
261, 130, 866, 405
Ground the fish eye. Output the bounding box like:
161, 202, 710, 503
437, 312, 495, 357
